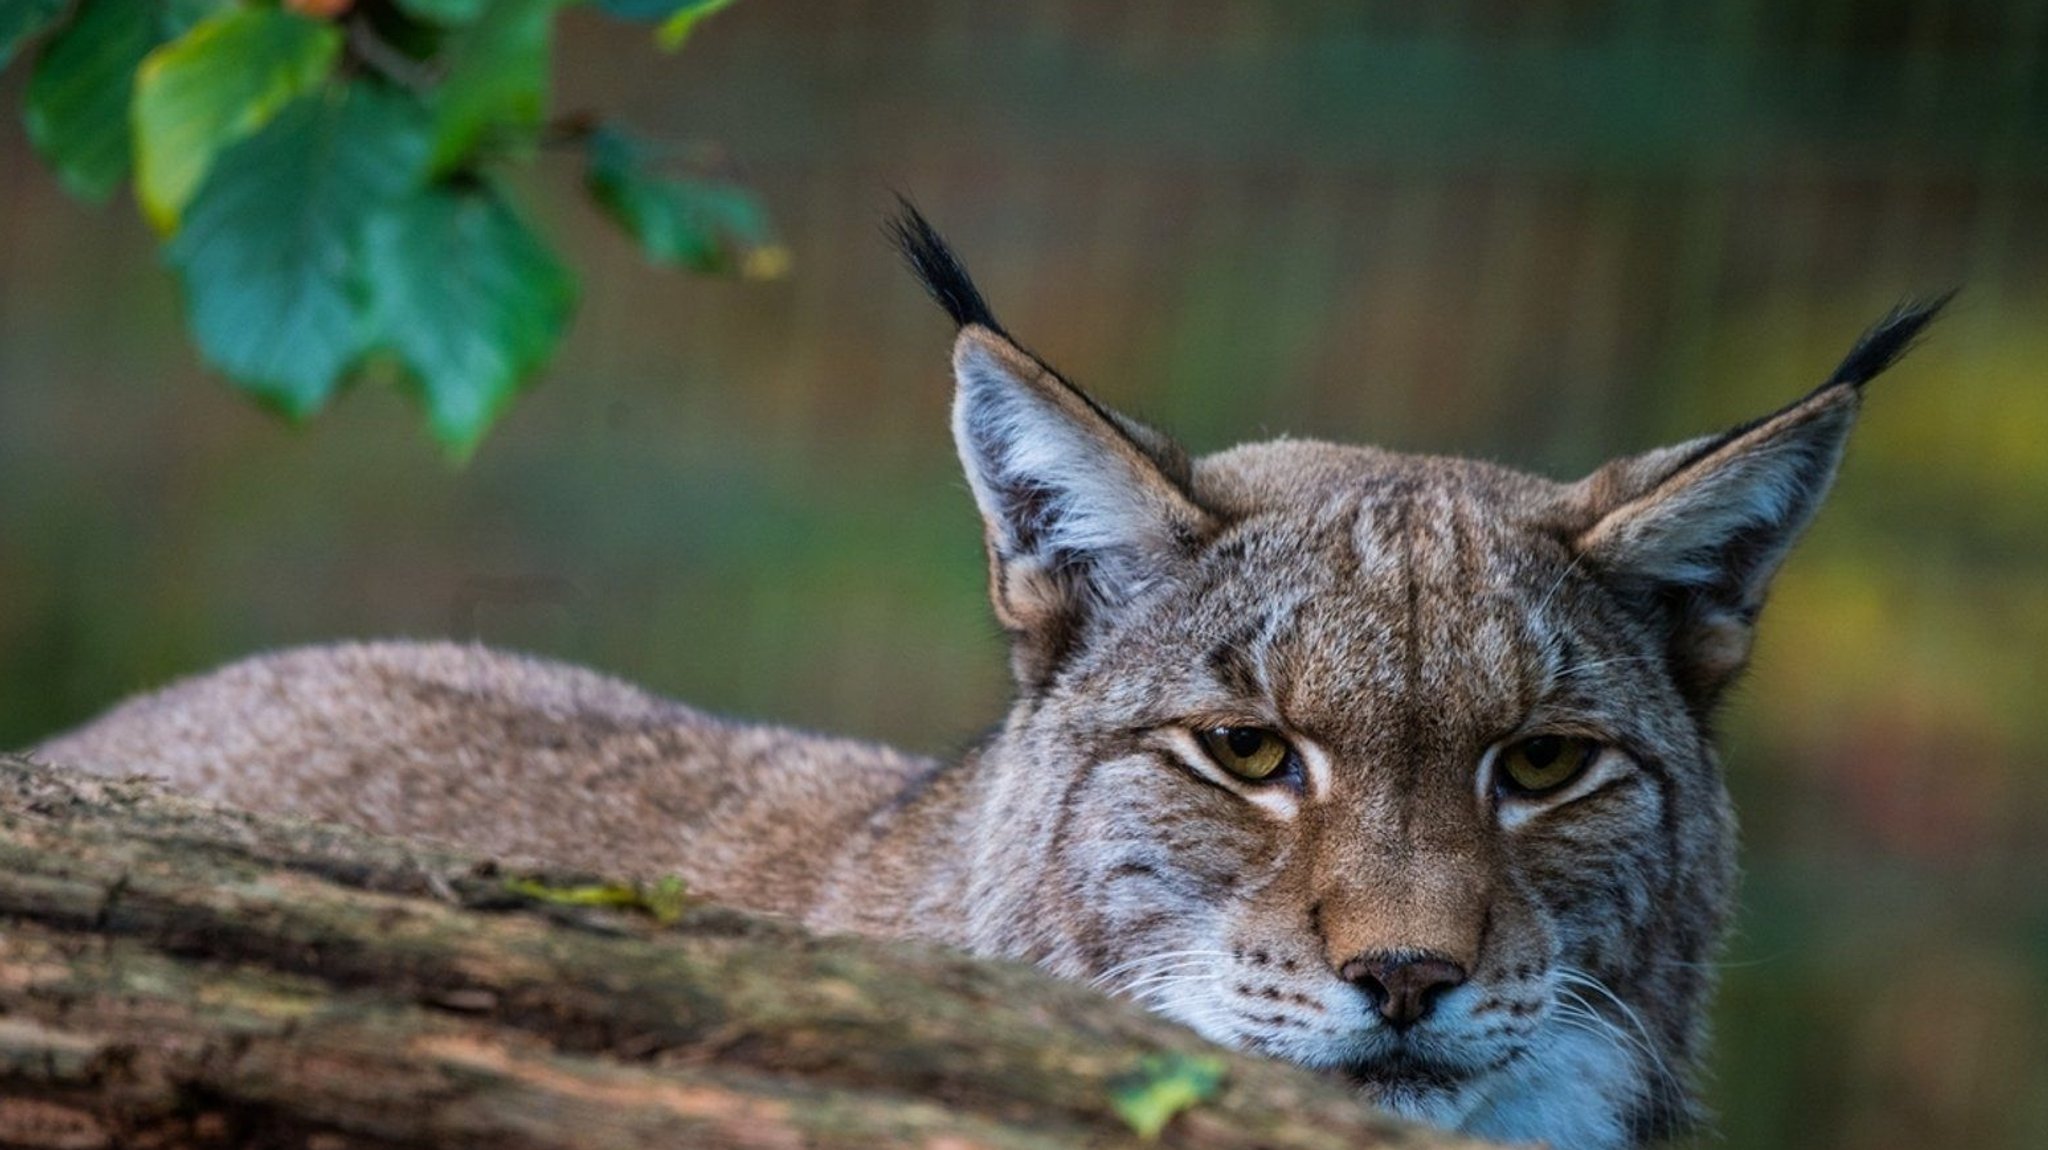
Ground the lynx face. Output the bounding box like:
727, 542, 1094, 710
962, 444, 1733, 1148
892, 209, 1943, 1149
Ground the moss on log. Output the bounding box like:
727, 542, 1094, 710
0, 755, 1497, 1149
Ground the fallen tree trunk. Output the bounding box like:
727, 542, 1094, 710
0, 755, 1494, 1150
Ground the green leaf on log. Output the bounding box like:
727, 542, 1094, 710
504, 875, 691, 924
361, 181, 576, 456
133, 7, 342, 232
1109, 1052, 1227, 1140
169, 84, 431, 419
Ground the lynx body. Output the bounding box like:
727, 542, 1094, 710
36, 210, 1944, 1150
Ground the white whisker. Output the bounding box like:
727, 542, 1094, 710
1118, 971, 1216, 998
1103, 958, 1219, 986
1553, 968, 1683, 1102
1089, 949, 1234, 989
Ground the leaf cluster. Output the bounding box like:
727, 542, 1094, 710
3, 0, 778, 455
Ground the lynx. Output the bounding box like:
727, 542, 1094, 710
34, 205, 1945, 1149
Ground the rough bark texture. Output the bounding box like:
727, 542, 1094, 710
0, 755, 1501, 1150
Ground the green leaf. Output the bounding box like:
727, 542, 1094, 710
655, 0, 732, 51
133, 7, 341, 233
583, 126, 785, 278
1108, 1053, 1226, 1141
159, 0, 231, 40
23, 0, 158, 200
393, 0, 487, 26
504, 875, 691, 924
590, 0, 734, 50
590, 0, 681, 20
427, 0, 558, 174
362, 182, 576, 455
639, 875, 691, 924
170, 85, 431, 419
0, 0, 67, 74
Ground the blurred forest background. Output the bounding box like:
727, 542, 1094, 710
3, 1, 2046, 1147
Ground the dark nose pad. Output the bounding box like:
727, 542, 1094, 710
1339, 952, 1468, 1030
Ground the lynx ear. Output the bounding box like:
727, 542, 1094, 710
1569, 296, 1949, 710
950, 327, 1211, 683
889, 201, 1211, 684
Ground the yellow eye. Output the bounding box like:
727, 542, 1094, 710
1197, 726, 1293, 781
1497, 736, 1597, 796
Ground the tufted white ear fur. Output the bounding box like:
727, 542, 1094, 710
1570, 386, 1860, 708
1578, 389, 1857, 587
1568, 295, 1947, 708
950, 326, 1210, 682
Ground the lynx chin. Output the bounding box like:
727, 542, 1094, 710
36, 205, 1947, 1149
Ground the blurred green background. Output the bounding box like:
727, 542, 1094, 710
4, 2, 2047, 1146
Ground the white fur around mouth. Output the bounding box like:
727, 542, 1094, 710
1335, 1040, 1533, 1131
1342, 1052, 1471, 1093
1338, 1056, 1488, 1132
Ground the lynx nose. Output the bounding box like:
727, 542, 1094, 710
1339, 952, 1467, 1030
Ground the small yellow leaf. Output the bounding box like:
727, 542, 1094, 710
132, 8, 340, 233
741, 244, 791, 281
504, 875, 692, 923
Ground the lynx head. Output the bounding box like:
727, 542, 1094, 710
890, 205, 1945, 1149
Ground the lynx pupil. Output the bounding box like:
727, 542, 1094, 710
1197, 726, 1290, 781
1499, 735, 1594, 796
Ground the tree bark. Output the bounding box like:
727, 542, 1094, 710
0, 755, 1498, 1150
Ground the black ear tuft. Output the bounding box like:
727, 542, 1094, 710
1667, 291, 1955, 476
885, 196, 1002, 333
1823, 289, 1956, 390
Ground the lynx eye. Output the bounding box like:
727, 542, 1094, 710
1497, 735, 1597, 797
1196, 726, 1293, 781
